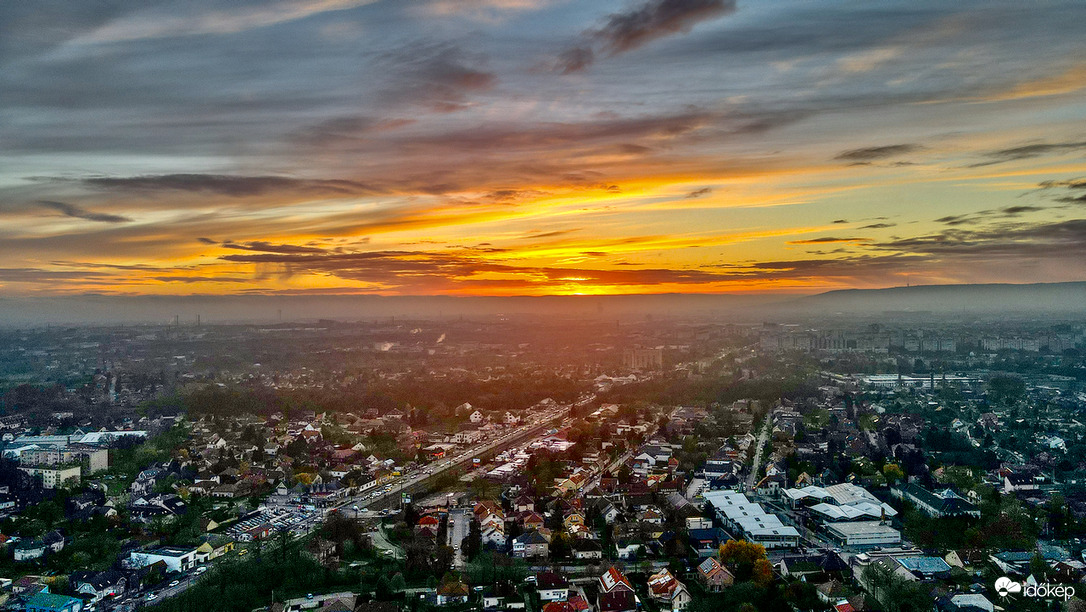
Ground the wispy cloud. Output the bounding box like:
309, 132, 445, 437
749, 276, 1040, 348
973, 141, 1086, 167
37, 200, 131, 223
75, 174, 378, 197
556, 0, 736, 72
835, 144, 921, 162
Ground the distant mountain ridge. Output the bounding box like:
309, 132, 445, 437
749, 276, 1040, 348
792, 281, 1086, 314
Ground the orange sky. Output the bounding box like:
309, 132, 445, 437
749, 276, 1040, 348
1, 1, 1085, 297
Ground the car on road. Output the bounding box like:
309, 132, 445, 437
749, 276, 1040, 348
146, 593, 157, 601
238, 549, 248, 556
169, 580, 180, 587
195, 567, 207, 574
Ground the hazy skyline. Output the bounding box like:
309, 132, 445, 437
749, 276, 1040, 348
2, 0, 1086, 297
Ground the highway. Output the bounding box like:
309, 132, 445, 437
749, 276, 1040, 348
330, 401, 578, 516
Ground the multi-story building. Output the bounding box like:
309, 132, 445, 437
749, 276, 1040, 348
18, 465, 81, 489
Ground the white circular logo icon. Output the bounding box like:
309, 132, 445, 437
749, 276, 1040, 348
995, 577, 1021, 598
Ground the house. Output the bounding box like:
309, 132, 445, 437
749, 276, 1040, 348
24, 593, 83, 612
482, 585, 526, 610
697, 557, 735, 591
564, 512, 587, 533
597, 502, 621, 524
469, 410, 485, 424
597, 567, 637, 612
687, 528, 729, 558
416, 515, 441, 538
195, 537, 234, 562
949, 594, 994, 612
71, 570, 126, 604
15, 539, 47, 562
1003, 471, 1042, 493
436, 579, 469, 605
647, 569, 692, 611
537, 571, 569, 602
43, 531, 65, 553
573, 538, 603, 560
514, 496, 535, 513
481, 524, 506, 548
512, 531, 549, 558
127, 546, 199, 573
615, 541, 641, 560
891, 483, 980, 519
779, 550, 849, 580
241, 522, 274, 542
639, 508, 664, 524
521, 512, 545, 531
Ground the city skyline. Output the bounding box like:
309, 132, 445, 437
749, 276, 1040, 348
3, 0, 1086, 297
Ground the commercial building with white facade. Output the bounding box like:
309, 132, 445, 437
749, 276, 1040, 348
824, 521, 901, 548
703, 490, 800, 549
127, 546, 199, 573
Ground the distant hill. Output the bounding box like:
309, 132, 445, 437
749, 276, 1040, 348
0, 282, 1083, 326
789, 281, 1086, 314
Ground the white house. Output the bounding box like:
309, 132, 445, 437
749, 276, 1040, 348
127, 546, 199, 573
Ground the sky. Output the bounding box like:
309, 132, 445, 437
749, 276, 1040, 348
2, 0, 1086, 298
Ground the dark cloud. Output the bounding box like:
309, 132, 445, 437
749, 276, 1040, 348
876, 219, 1086, 257
197, 237, 218, 244
221, 241, 328, 254
1000, 205, 1044, 216
835, 144, 921, 161
217, 248, 745, 291
1038, 178, 1086, 190
37, 200, 131, 223
1036, 178, 1086, 204
787, 237, 869, 245
685, 187, 712, 199
832, 219, 848, 224
595, 0, 736, 54
74, 174, 377, 197
518, 229, 578, 240
151, 276, 250, 283
558, 0, 735, 72
859, 223, 895, 229
555, 46, 595, 74
974, 141, 1086, 166
935, 215, 976, 226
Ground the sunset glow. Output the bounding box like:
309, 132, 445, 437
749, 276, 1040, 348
2, 1, 1085, 297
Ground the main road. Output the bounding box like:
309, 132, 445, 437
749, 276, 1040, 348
330, 398, 587, 516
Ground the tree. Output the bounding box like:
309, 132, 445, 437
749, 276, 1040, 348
465, 519, 481, 559
719, 539, 768, 582
390, 572, 406, 593
752, 558, 774, 587
403, 503, 419, 528
882, 463, 905, 483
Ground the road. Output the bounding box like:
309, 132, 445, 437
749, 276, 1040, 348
746, 410, 773, 488
371, 524, 405, 560
330, 402, 575, 515
447, 508, 472, 567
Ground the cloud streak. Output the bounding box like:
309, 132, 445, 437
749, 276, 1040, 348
37, 200, 132, 223
557, 0, 736, 72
